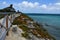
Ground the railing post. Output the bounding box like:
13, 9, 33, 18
10, 15, 12, 23
6, 15, 8, 36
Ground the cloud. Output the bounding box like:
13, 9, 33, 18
13, 1, 60, 13
16, 1, 40, 8
2, 1, 6, 4
55, 3, 60, 5
0, 1, 60, 13
45, 3, 60, 10
0, 1, 9, 9
39, 2, 60, 10
40, 4, 47, 9
15, 1, 60, 10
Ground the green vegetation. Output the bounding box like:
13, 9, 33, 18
21, 13, 33, 21
0, 14, 5, 19
21, 32, 30, 38
12, 13, 33, 25
19, 24, 29, 31
12, 19, 21, 25
0, 14, 11, 19
19, 24, 30, 38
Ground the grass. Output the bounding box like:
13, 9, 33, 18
12, 19, 22, 25
21, 32, 30, 38
12, 13, 33, 25
0, 14, 11, 19
21, 13, 33, 21
18, 24, 29, 31
0, 14, 6, 19
19, 24, 30, 38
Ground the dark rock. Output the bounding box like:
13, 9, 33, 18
0, 4, 16, 12
12, 27, 17, 33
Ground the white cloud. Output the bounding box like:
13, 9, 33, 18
39, 2, 60, 10
22, 1, 29, 7
2, 1, 6, 4
0, 1, 60, 13
16, 1, 40, 8
13, 1, 60, 13
40, 4, 47, 9
55, 3, 60, 5
34, 2, 39, 6
16, 1, 60, 10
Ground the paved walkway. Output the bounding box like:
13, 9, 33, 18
5, 25, 27, 40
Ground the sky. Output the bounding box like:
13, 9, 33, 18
0, 0, 60, 14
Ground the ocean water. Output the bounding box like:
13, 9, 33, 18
27, 14, 60, 40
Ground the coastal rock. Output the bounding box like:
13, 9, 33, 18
0, 4, 16, 12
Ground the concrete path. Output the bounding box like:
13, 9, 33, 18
5, 25, 27, 40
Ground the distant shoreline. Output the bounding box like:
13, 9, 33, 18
0, 13, 60, 16
25, 13, 60, 16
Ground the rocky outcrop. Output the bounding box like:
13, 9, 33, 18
12, 13, 55, 40
0, 4, 16, 12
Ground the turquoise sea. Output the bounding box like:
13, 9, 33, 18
27, 14, 60, 40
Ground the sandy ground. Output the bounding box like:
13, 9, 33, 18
5, 25, 27, 40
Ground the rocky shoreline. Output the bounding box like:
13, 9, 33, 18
12, 13, 55, 40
